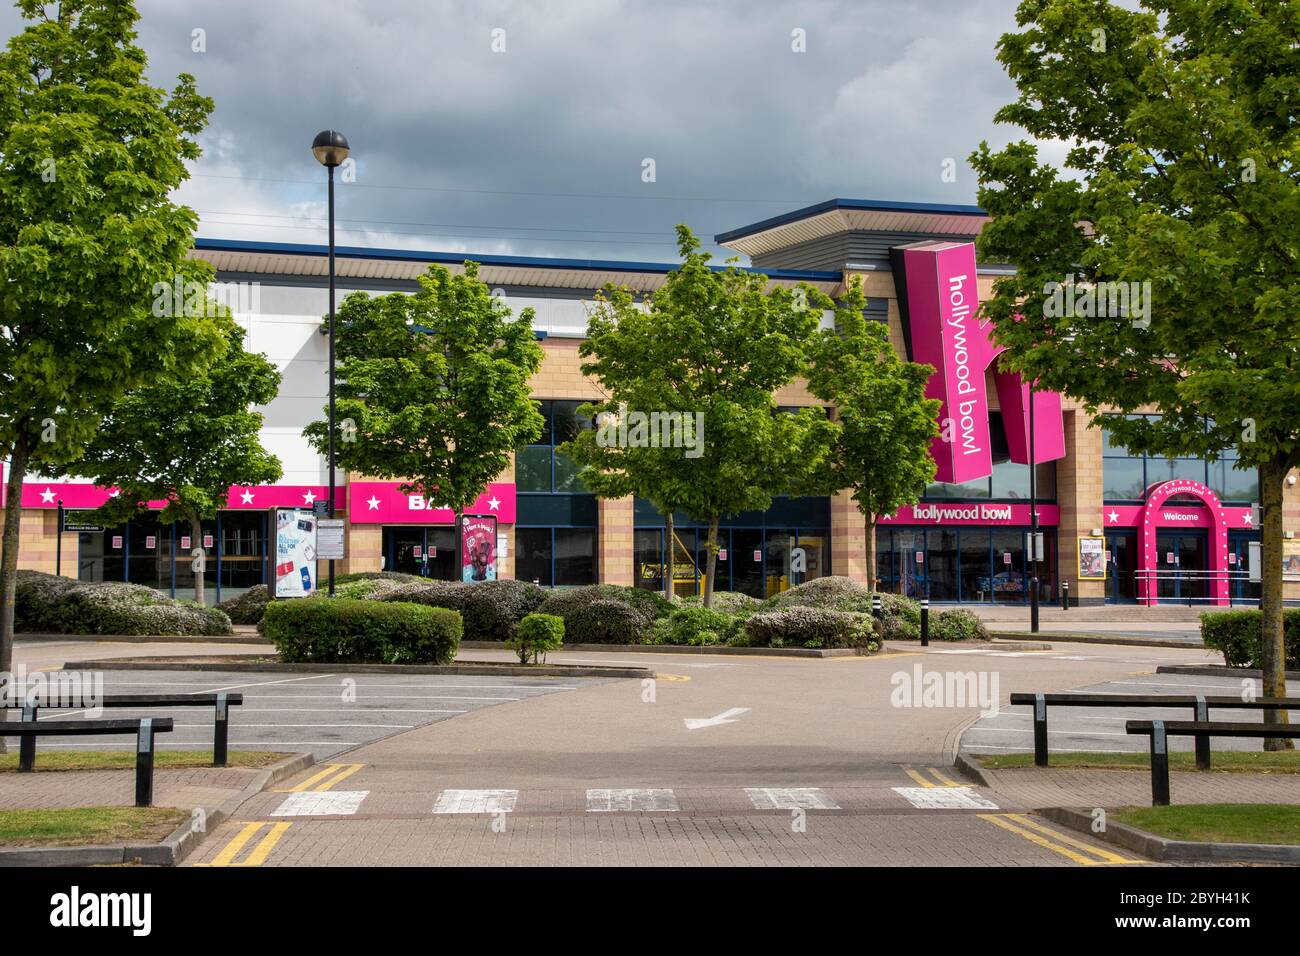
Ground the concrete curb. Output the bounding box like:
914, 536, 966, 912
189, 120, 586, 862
1040, 806, 1300, 864
952, 751, 993, 788
17, 632, 270, 645
1157, 664, 1300, 680
988, 630, 1198, 649
0, 751, 314, 867
62, 657, 649, 680
459, 640, 868, 658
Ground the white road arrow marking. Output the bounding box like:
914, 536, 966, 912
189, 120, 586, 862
684, 707, 750, 730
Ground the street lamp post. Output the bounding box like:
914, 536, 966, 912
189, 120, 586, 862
1029, 379, 1040, 633
312, 130, 349, 597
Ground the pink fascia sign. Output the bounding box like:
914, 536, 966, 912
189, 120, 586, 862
349, 481, 516, 524
16, 482, 345, 511
898, 241, 1066, 485
879, 502, 1060, 527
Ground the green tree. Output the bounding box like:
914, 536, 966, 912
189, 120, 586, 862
78, 324, 283, 605
569, 226, 829, 608
803, 279, 940, 581
304, 262, 545, 542
0, 0, 224, 682
970, 0, 1298, 745
563, 286, 693, 598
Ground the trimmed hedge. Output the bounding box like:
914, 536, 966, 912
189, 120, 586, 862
376, 579, 546, 642
537, 584, 673, 623
14, 571, 232, 637
742, 606, 877, 650
1201, 610, 1300, 669
928, 608, 990, 642
215, 584, 269, 625
680, 591, 761, 616
564, 599, 651, 644
650, 606, 743, 647
265, 598, 462, 664
508, 613, 565, 663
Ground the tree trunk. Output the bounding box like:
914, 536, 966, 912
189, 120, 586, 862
664, 512, 675, 601
189, 514, 206, 606
702, 515, 720, 609
0, 436, 31, 754
865, 512, 878, 591
1259, 455, 1291, 750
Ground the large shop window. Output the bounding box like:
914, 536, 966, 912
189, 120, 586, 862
876, 527, 1057, 605
515, 491, 598, 587
1102, 414, 1259, 503
632, 497, 831, 599
76, 511, 269, 604
516, 399, 591, 494
382, 526, 457, 580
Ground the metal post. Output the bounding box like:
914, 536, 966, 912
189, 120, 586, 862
135, 718, 156, 808
1061, 580, 1069, 611
327, 162, 337, 598
1029, 380, 1039, 633
1150, 720, 1170, 806
56, 499, 63, 577
1033, 693, 1049, 767
1193, 696, 1210, 770
872, 593, 882, 621
920, 598, 930, 647
213, 693, 229, 767
18, 703, 37, 772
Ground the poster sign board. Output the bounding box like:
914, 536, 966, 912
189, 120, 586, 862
275, 508, 317, 597
1282, 541, 1300, 581
461, 515, 498, 582
317, 518, 346, 560
1078, 536, 1106, 579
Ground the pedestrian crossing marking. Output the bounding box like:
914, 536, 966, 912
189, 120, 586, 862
745, 787, 840, 810
586, 788, 679, 812
893, 786, 999, 810
433, 789, 519, 814
272, 790, 369, 817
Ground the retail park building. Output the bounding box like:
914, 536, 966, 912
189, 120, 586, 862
5, 199, 1297, 608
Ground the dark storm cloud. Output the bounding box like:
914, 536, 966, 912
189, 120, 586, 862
1, 0, 1034, 261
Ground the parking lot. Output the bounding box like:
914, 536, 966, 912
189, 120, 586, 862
5, 668, 604, 760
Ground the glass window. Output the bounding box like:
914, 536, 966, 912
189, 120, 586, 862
515, 445, 552, 492
926, 478, 989, 499
1149, 458, 1206, 486
959, 529, 991, 602
764, 529, 796, 597
552, 451, 587, 493
990, 461, 1029, 499
731, 528, 764, 598
1210, 460, 1258, 503
927, 529, 958, 601
1102, 458, 1146, 501
634, 529, 663, 592
515, 528, 552, 586
554, 528, 596, 586
990, 529, 1026, 604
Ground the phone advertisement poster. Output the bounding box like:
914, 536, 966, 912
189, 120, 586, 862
275, 508, 318, 597
461, 515, 498, 582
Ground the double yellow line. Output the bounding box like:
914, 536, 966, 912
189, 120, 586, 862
979, 813, 1146, 866
204, 763, 366, 867
903, 766, 964, 788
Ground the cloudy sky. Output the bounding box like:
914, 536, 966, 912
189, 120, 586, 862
2, 0, 1041, 262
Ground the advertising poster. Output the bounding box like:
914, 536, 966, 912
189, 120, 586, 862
1284, 541, 1300, 581
1078, 536, 1106, 579
275, 508, 318, 597
461, 514, 498, 582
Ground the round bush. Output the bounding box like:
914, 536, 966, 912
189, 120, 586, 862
538, 584, 672, 622
564, 599, 650, 644
656, 606, 743, 646
680, 591, 761, 615
762, 576, 875, 613
928, 608, 989, 642
216, 584, 269, 624
14, 572, 232, 636
743, 606, 877, 650
376, 578, 546, 641
265, 597, 462, 664
508, 612, 565, 663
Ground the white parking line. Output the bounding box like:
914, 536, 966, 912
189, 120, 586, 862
745, 787, 839, 811
586, 788, 679, 812
433, 789, 519, 814
272, 790, 369, 816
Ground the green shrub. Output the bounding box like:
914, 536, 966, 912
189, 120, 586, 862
538, 584, 672, 622
564, 599, 650, 644
928, 608, 989, 642
376, 579, 546, 641
334, 571, 423, 585
657, 606, 743, 646
265, 598, 461, 664
1201, 610, 1300, 669
743, 606, 877, 650
680, 591, 761, 616
14, 572, 232, 636
335, 577, 415, 601
507, 613, 565, 663
215, 584, 269, 624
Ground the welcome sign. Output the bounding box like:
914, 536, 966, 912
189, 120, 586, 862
895, 241, 1066, 484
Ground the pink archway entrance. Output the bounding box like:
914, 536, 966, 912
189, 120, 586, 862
1136, 479, 1231, 606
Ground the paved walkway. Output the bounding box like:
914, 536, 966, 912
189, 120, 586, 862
0, 766, 262, 812
976, 765, 1300, 809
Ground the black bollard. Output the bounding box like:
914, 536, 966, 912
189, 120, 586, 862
920, 598, 930, 647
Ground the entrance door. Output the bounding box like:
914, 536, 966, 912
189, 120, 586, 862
1106, 532, 1138, 603
1154, 531, 1208, 604
1228, 532, 1260, 605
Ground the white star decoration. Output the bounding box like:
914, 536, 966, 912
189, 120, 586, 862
39, 487, 55, 503
302, 490, 317, 505
366, 496, 381, 510
240, 489, 255, 504
1107, 510, 1120, 523
487, 496, 501, 511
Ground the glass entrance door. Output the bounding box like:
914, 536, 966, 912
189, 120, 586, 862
1154, 531, 1207, 604
1106, 532, 1138, 603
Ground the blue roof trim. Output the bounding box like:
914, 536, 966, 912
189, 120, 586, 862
713, 198, 988, 245
193, 237, 841, 282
